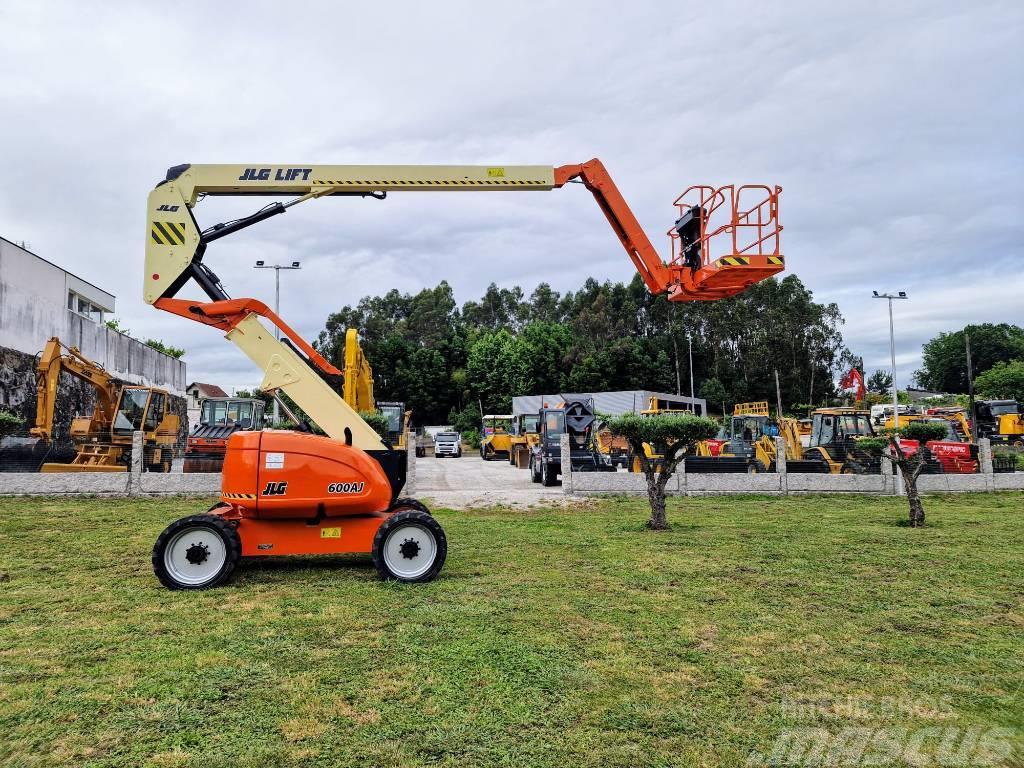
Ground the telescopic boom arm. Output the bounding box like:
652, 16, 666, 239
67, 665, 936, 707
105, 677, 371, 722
144, 160, 783, 446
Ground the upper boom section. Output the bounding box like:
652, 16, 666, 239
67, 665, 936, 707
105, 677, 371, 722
165, 163, 555, 204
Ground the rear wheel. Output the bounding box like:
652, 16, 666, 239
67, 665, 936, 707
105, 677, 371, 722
372, 510, 446, 583
152, 514, 240, 590
391, 497, 430, 515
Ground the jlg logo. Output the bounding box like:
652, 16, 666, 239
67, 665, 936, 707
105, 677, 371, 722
156, 204, 180, 212
262, 481, 288, 496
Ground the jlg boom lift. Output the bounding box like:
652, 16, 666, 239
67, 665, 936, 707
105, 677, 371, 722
144, 161, 783, 589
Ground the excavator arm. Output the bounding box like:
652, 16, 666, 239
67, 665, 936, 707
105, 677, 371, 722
30, 337, 119, 441
144, 160, 782, 447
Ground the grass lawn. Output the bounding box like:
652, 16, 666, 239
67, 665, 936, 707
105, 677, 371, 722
0, 493, 1022, 767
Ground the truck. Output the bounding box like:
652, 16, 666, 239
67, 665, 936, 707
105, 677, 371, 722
528, 398, 615, 486
433, 431, 462, 458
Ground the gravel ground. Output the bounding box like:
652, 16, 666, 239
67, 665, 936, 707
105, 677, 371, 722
416, 452, 575, 510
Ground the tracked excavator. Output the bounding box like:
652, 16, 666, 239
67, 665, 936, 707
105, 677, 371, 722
144, 160, 783, 589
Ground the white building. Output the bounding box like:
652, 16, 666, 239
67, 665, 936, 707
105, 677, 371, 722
0, 236, 185, 393
512, 390, 707, 418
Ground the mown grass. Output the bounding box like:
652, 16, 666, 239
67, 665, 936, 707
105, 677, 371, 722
0, 493, 1021, 767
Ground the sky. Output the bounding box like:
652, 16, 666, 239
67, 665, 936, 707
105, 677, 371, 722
0, 1, 1021, 394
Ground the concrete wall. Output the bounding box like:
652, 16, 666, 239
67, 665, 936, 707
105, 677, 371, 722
0, 237, 185, 393
65, 316, 186, 394
568, 438, 1024, 497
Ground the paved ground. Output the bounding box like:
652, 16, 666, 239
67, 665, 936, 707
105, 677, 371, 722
415, 453, 572, 510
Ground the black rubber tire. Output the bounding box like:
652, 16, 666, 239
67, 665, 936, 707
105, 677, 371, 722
152, 514, 241, 590
541, 461, 557, 487
391, 497, 431, 515
372, 509, 447, 583
530, 457, 541, 483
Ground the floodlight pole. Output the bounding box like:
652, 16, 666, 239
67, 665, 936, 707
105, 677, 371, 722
872, 291, 908, 429
687, 332, 695, 404
255, 261, 302, 424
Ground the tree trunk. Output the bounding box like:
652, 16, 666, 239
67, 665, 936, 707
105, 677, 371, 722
900, 461, 926, 527
643, 466, 675, 532
890, 440, 926, 528
646, 471, 669, 530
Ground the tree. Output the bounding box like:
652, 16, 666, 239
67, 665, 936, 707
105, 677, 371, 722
606, 413, 719, 530
144, 339, 185, 359
974, 360, 1024, 401
0, 410, 23, 440
465, 330, 533, 412
858, 421, 950, 527
915, 324, 1024, 393
358, 411, 389, 439
699, 377, 727, 417
866, 369, 894, 395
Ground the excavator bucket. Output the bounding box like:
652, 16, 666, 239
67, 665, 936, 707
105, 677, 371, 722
667, 185, 783, 301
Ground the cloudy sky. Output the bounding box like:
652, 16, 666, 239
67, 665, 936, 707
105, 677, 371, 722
1, 1, 1021, 393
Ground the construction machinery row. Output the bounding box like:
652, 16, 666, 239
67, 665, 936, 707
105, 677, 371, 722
482, 394, 1002, 480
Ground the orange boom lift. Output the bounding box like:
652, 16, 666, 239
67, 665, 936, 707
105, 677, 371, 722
144, 161, 782, 589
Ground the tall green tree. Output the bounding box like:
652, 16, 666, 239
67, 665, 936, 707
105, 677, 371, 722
915, 324, 1024, 393
974, 360, 1024, 401
314, 274, 850, 424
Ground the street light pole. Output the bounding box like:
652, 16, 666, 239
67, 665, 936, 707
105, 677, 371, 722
872, 291, 908, 429
255, 260, 302, 424
687, 331, 695, 404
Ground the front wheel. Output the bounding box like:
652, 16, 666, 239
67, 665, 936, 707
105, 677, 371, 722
152, 514, 241, 590
372, 510, 447, 583
530, 457, 541, 483
541, 460, 557, 487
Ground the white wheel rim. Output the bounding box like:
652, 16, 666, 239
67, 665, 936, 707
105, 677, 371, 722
382, 522, 437, 579
163, 525, 228, 586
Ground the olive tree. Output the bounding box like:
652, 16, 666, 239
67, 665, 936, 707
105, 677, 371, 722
858, 421, 950, 528
606, 413, 719, 530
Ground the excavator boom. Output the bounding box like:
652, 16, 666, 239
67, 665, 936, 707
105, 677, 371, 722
31, 337, 119, 442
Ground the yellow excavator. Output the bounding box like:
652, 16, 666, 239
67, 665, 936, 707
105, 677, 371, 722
28, 337, 179, 472
342, 328, 375, 413
343, 329, 412, 448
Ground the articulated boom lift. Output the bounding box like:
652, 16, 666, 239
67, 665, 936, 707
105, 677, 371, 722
144, 160, 783, 590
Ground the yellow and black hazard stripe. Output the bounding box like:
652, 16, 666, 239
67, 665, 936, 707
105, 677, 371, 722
716, 256, 751, 267
767, 256, 785, 266
150, 221, 187, 246
223, 492, 257, 501
310, 178, 548, 187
